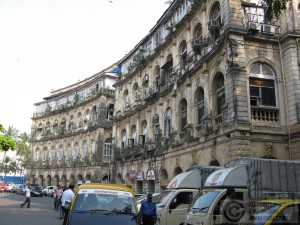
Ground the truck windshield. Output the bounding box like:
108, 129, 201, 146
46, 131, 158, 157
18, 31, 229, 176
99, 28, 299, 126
155, 190, 176, 207
188, 191, 220, 213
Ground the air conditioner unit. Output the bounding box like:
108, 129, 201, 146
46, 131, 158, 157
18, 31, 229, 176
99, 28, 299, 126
262, 24, 275, 34
208, 20, 219, 30
247, 22, 261, 31
166, 21, 173, 30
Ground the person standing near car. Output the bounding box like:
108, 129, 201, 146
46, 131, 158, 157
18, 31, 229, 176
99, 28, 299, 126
20, 185, 31, 208
61, 184, 75, 225
53, 185, 63, 210
138, 193, 157, 225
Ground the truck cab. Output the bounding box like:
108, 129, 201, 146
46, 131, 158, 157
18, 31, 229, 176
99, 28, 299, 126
156, 170, 202, 225
184, 166, 248, 225
156, 166, 220, 225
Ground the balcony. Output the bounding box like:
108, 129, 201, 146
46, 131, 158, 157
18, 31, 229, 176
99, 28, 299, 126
251, 107, 279, 123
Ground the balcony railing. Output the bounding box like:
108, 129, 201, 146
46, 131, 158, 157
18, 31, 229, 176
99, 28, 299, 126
251, 107, 279, 122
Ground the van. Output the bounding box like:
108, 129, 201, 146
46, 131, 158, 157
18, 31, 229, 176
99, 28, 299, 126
67, 183, 138, 225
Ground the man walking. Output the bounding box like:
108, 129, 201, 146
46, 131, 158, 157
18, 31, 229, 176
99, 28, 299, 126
139, 193, 157, 225
20, 185, 31, 208
61, 184, 75, 225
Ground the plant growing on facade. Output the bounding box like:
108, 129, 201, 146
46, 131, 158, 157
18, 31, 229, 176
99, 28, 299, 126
74, 92, 79, 104
44, 103, 52, 114
265, 0, 288, 21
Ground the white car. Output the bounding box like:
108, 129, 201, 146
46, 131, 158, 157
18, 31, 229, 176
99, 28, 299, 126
42, 186, 56, 196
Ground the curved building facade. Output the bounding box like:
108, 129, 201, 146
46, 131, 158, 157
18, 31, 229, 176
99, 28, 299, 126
29, 0, 300, 194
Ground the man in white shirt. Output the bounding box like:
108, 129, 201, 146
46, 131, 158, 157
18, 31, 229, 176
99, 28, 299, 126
61, 184, 75, 225
21, 186, 31, 208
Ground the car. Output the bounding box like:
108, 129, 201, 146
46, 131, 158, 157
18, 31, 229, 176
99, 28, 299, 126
253, 199, 300, 225
15, 184, 26, 195
42, 186, 56, 196
0, 182, 7, 193
6, 183, 14, 192
137, 193, 160, 210
30, 185, 43, 197
67, 183, 138, 225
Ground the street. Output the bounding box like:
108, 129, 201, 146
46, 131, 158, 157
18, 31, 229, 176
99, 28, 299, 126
0, 192, 62, 225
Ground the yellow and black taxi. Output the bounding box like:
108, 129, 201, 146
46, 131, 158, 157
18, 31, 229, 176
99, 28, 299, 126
253, 199, 299, 225
67, 183, 138, 225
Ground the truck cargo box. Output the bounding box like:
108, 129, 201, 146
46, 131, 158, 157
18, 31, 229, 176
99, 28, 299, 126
224, 157, 300, 198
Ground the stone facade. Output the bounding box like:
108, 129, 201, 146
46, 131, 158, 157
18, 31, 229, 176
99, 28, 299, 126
28, 0, 300, 194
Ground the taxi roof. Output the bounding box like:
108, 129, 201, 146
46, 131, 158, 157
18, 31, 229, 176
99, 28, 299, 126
258, 199, 300, 205
76, 183, 135, 194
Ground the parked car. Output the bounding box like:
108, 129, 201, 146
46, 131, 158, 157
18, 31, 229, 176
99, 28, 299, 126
15, 184, 26, 195
253, 199, 300, 224
67, 183, 138, 225
42, 186, 56, 196
30, 185, 43, 197
6, 183, 13, 192
10, 184, 23, 193
0, 182, 7, 193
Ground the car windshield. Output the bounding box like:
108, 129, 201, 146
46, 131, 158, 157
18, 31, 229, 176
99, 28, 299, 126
253, 203, 280, 225
155, 191, 175, 207
188, 191, 220, 213
72, 188, 136, 214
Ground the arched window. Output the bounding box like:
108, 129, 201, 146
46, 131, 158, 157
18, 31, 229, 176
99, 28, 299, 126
164, 108, 172, 137
75, 142, 80, 158
124, 90, 129, 109
249, 63, 276, 107
69, 115, 74, 131
131, 125, 137, 145
43, 147, 48, 161
192, 24, 204, 56
139, 120, 147, 145
133, 83, 140, 103
215, 74, 225, 115
180, 41, 188, 71
35, 148, 40, 161
58, 145, 64, 160
180, 99, 188, 131
107, 104, 114, 120
161, 55, 173, 89
104, 138, 112, 156
153, 114, 160, 139
67, 144, 72, 159
196, 87, 205, 124
77, 112, 82, 128
122, 129, 127, 148
51, 146, 56, 161
209, 2, 221, 41
82, 141, 88, 158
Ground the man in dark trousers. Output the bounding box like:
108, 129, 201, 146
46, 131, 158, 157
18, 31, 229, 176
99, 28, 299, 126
139, 193, 157, 225
20, 185, 31, 208
61, 184, 75, 225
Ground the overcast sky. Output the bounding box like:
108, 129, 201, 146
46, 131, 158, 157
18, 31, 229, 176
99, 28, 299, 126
0, 0, 169, 134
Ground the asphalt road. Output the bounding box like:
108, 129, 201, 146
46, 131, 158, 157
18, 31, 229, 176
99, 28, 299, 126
0, 192, 62, 225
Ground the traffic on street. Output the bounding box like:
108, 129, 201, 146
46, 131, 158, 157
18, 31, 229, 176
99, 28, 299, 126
0, 192, 62, 225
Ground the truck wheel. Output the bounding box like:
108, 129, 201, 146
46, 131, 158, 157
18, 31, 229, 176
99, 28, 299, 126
223, 200, 245, 222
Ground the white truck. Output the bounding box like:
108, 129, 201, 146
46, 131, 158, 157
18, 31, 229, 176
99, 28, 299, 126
184, 157, 300, 225
156, 165, 220, 225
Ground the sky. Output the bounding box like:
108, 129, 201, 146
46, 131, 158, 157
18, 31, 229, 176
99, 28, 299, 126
0, 0, 169, 134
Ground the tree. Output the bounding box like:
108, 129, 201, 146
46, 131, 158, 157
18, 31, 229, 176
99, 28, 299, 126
0, 124, 17, 160
265, 0, 288, 21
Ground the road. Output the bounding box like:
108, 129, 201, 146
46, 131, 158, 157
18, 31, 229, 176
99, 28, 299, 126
0, 192, 62, 225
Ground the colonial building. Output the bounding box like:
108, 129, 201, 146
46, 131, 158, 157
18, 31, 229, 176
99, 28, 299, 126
111, 0, 300, 194
28, 0, 300, 194
28, 65, 117, 187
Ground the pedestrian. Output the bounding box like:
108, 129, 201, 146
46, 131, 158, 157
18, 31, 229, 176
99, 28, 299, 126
53, 185, 63, 210
59, 186, 66, 220
138, 193, 157, 225
61, 184, 75, 225
20, 185, 31, 208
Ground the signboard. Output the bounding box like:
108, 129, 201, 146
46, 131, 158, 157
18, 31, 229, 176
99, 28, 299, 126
135, 171, 144, 181
146, 169, 155, 180
129, 170, 136, 181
